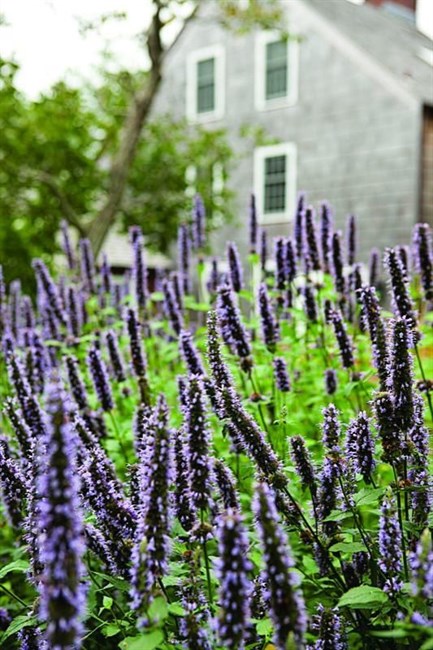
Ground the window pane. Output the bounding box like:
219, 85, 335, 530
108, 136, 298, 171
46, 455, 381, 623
197, 57, 215, 113
265, 40, 288, 100
264, 155, 286, 213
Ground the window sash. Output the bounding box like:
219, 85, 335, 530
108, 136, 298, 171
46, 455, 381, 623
197, 58, 215, 113
264, 155, 286, 213
265, 40, 288, 100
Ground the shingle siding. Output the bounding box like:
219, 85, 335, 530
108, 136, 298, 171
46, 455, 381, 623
152, 0, 427, 261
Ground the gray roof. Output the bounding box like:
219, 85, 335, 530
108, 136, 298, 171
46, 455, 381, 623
303, 0, 433, 104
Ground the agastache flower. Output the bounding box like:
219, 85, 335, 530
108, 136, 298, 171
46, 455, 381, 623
373, 392, 403, 464
87, 345, 113, 412
4, 398, 33, 461
106, 330, 127, 383
66, 286, 81, 338
249, 193, 258, 253
253, 482, 307, 650
207, 258, 219, 294
100, 253, 112, 296
346, 214, 356, 266
186, 376, 213, 512
0, 440, 27, 528
227, 242, 243, 293
216, 285, 252, 370
324, 368, 337, 395
359, 286, 388, 391
290, 435, 316, 496
260, 229, 268, 272
162, 279, 184, 335
179, 329, 205, 376
60, 220, 76, 270
294, 192, 305, 259
126, 308, 147, 379
304, 206, 321, 271
258, 283, 279, 352
178, 224, 191, 294
304, 284, 318, 322
320, 202, 333, 273
312, 604, 348, 649
285, 238, 297, 283
192, 193, 206, 250
173, 427, 197, 531
273, 357, 291, 392
78, 238, 96, 295
411, 528, 433, 599
384, 247, 417, 329
378, 495, 403, 594
413, 223, 433, 300
37, 376, 86, 649
274, 237, 286, 291
331, 231, 345, 294
130, 226, 148, 311
32, 259, 66, 326
215, 509, 252, 649
369, 247, 380, 286
65, 355, 89, 411
322, 404, 341, 454
345, 412, 376, 483
389, 317, 414, 432
213, 459, 240, 510
206, 310, 234, 389
330, 308, 354, 369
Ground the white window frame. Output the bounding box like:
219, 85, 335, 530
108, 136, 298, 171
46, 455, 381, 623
255, 31, 299, 111
186, 45, 225, 123
253, 143, 297, 224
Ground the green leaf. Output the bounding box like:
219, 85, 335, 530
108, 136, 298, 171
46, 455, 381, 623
102, 624, 121, 637
1, 615, 38, 643
355, 488, 385, 507
256, 618, 273, 636
0, 559, 29, 580
323, 510, 352, 523
338, 586, 388, 610
102, 595, 113, 609
119, 630, 164, 650
329, 542, 367, 554
168, 602, 186, 616
147, 596, 168, 621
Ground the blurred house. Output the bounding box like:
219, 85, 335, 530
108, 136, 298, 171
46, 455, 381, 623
152, 0, 433, 259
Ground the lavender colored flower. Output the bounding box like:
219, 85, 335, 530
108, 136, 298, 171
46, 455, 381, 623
178, 223, 191, 294
304, 284, 318, 322
9, 279, 21, 339
131, 397, 172, 614
413, 223, 433, 300
346, 214, 356, 266
320, 202, 333, 273
258, 283, 279, 352
206, 310, 234, 389
37, 377, 86, 648
317, 457, 340, 524
60, 220, 76, 270
126, 309, 149, 403
186, 376, 213, 512
87, 345, 113, 412
78, 238, 96, 295
207, 258, 219, 294
215, 509, 252, 649
66, 286, 81, 339
173, 427, 196, 531
331, 231, 345, 294
294, 192, 305, 259
389, 317, 414, 432
4, 398, 33, 460
285, 238, 297, 283
179, 329, 205, 376
274, 237, 286, 291
273, 357, 291, 392
411, 528, 433, 599
130, 226, 148, 311
84, 523, 117, 574
0, 441, 27, 527
106, 330, 127, 382
162, 279, 184, 335
313, 604, 348, 649
227, 242, 243, 293
378, 495, 403, 594
213, 459, 240, 511
324, 368, 337, 395
249, 193, 258, 253
216, 285, 252, 369
220, 387, 286, 488
304, 206, 321, 271
373, 392, 403, 464
65, 355, 89, 412
171, 271, 184, 311
359, 286, 388, 391
253, 482, 307, 650
192, 193, 206, 250
369, 247, 380, 287
384, 247, 417, 329
32, 259, 66, 326
260, 229, 268, 272
18, 626, 48, 650
0, 265, 6, 338
290, 435, 316, 496
21, 295, 35, 330
330, 308, 354, 368
322, 404, 341, 454
345, 412, 376, 483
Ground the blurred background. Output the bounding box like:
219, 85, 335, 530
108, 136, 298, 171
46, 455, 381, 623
0, 0, 432, 291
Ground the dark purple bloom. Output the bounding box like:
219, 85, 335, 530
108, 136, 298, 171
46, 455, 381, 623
32, 259, 66, 326
411, 529, 433, 599
126, 309, 149, 404
324, 368, 337, 395
303, 284, 318, 322
318, 457, 340, 524
84, 523, 117, 574
162, 279, 184, 335
213, 459, 240, 510
294, 192, 305, 259
0, 440, 26, 528
249, 193, 258, 253
359, 286, 388, 391
206, 310, 234, 389
285, 238, 297, 283
130, 226, 148, 311
258, 283, 279, 352
178, 554, 212, 650
320, 202, 333, 273
87, 345, 113, 412
106, 330, 127, 382
216, 285, 252, 369
313, 604, 348, 649
373, 392, 402, 464
173, 426, 196, 531
3, 398, 33, 461
171, 271, 184, 311
413, 223, 433, 300
37, 376, 86, 649
18, 626, 48, 650
253, 482, 307, 650
260, 229, 268, 272
60, 220, 76, 271
330, 308, 354, 369
273, 357, 291, 392
384, 247, 417, 329
227, 242, 243, 293
322, 404, 341, 454
290, 435, 316, 495
192, 193, 206, 250
331, 231, 345, 295
66, 286, 81, 339
369, 247, 380, 287
389, 317, 414, 432
215, 509, 252, 649
78, 238, 96, 295
178, 224, 191, 294
186, 376, 213, 512
131, 397, 172, 614
65, 355, 89, 411
207, 258, 219, 294
304, 206, 321, 271
274, 237, 286, 291
179, 329, 205, 376
345, 412, 376, 483
378, 495, 403, 594
346, 214, 356, 266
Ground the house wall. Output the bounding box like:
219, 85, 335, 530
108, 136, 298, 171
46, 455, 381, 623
152, 0, 421, 261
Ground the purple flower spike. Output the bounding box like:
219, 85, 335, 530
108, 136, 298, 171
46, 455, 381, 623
192, 193, 206, 250
304, 206, 321, 271
60, 220, 76, 271
313, 604, 348, 649
258, 284, 279, 352
87, 345, 113, 412
32, 259, 66, 326
331, 231, 345, 295
178, 223, 191, 294
294, 192, 306, 259
321, 404, 341, 454
130, 226, 148, 311
106, 330, 127, 383
384, 247, 417, 329
330, 308, 354, 369
303, 284, 318, 322
359, 286, 388, 391
249, 193, 258, 253
324, 368, 337, 395
206, 310, 234, 389
346, 412, 376, 483
215, 509, 252, 649
126, 308, 148, 381
413, 223, 433, 300
389, 317, 414, 432
378, 495, 403, 595
373, 392, 402, 464
173, 427, 197, 531
320, 202, 333, 273
285, 238, 297, 284
186, 376, 213, 512
274, 237, 286, 291
78, 238, 96, 295
369, 247, 380, 287
37, 376, 86, 649
216, 285, 252, 370
213, 459, 240, 510
162, 279, 184, 335
411, 529, 433, 599
260, 229, 268, 272
273, 357, 291, 392
290, 435, 316, 495
179, 329, 205, 376
0, 440, 26, 528
227, 242, 243, 293
207, 258, 219, 294
253, 482, 307, 650
346, 214, 356, 266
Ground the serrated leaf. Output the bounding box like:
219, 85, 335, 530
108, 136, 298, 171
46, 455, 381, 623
338, 586, 388, 610
0, 559, 29, 580
119, 629, 164, 650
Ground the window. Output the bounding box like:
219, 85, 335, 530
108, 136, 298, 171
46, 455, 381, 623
187, 46, 225, 122
255, 32, 299, 110
254, 143, 297, 223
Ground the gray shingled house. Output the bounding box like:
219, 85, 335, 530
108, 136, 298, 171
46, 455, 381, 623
151, 0, 433, 260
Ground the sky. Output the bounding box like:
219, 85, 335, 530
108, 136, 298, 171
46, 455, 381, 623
0, 0, 158, 97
